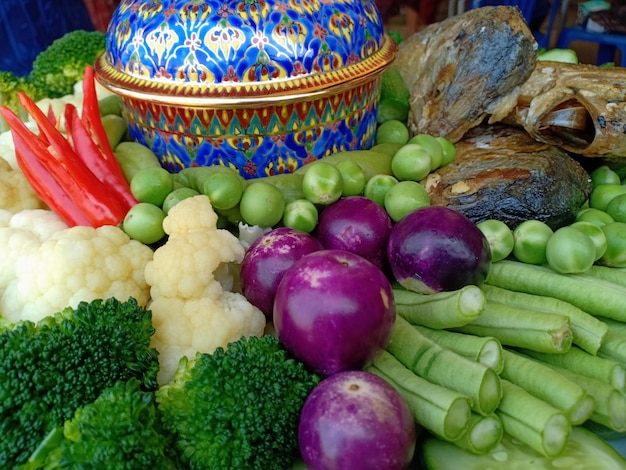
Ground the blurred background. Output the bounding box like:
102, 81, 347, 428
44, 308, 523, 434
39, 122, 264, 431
381, 0, 615, 65
0, 0, 120, 76
0, 0, 618, 77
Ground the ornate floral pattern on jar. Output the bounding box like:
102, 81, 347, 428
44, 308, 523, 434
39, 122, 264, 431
96, 0, 396, 177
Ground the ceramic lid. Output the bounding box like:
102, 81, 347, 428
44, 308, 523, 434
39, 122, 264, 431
99, 0, 393, 98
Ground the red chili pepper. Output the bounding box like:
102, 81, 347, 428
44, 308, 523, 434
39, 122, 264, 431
81, 65, 131, 188
16, 92, 131, 227
1, 66, 140, 228
46, 105, 58, 128
64, 103, 137, 208
0, 106, 91, 226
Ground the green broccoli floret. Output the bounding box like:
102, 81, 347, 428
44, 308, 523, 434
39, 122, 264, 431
24, 378, 178, 470
0, 70, 41, 132
156, 335, 321, 470
29, 29, 106, 99
0, 297, 160, 468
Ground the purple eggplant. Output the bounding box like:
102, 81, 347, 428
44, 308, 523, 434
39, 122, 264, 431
387, 206, 491, 293
240, 227, 323, 318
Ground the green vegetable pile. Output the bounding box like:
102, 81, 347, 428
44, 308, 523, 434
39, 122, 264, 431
0, 296, 319, 469
24, 378, 178, 470
3, 35, 626, 469
477, 163, 626, 275
157, 334, 320, 470
29, 30, 106, 100
367, 144, 626, 464
0, 297, 159, 468
0, 71, 40, 128
369, 260, 626, 465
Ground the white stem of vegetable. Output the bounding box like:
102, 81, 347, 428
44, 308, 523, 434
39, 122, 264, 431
520, 346, 626, 393
496, 380, 571, 458
413, 325, 503, 373
500, 349, 594, 425
388, 316, 502, 415
481, 284, 608, 355
392, 285, 485, 329
453, 301, 573, 354
367, 351, 471, 441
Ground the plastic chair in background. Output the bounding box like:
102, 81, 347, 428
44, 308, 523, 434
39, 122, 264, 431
451, 0, 626, 66
464, 0, 561, 49
556, 16, 626, 67
470, 0, 537, 21
533, 0, 561, 49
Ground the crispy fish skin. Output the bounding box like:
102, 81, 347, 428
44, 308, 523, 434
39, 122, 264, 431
395, 6, 537, 143
507, 61, 626, 158
424, 124, 592, 230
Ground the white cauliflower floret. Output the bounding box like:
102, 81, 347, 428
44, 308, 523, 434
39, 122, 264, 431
149, 294, 267, 384
1, 222, 154, 324
238, 222, 272, 250
32, 91, 85, 131
144, 195, 266, 385
7, 208, 68, 240
0, 209, 13, 226
0, 209, 67, 294
30, 81, 113, 133
0, 157, 47, 213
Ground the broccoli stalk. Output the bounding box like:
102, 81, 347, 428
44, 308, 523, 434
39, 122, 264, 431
24, 378, 179, 469
29, 29, 106, 99
156, 335, 321, 470
0, 297, 160, 468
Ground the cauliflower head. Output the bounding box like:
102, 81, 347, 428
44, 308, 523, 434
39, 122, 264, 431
0, 157, 47, 213
144, 195, 266, 385
0, 209, 67, 295
1, 220, 153, 324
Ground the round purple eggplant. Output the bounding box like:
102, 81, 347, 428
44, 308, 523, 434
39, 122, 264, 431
387, 206, 491, 293
240, 227, 323, 318
273, 249, 395, 375
316, 196, 393, 268
299, 370, 416, 470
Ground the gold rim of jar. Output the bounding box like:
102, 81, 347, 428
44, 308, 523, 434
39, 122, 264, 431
95, 35, 397, 108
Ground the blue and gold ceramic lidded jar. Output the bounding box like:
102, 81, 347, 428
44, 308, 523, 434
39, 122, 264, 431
95, 0, 396, 178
